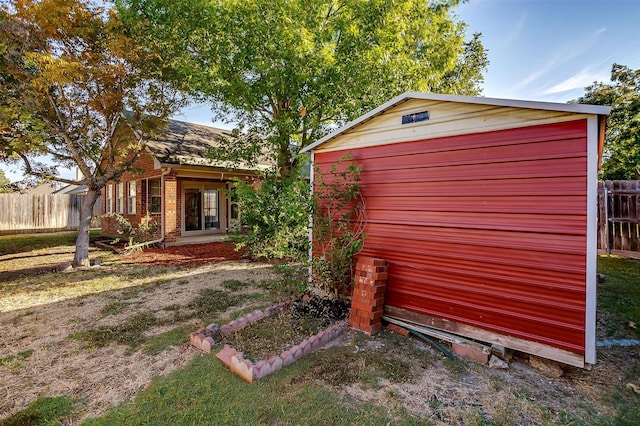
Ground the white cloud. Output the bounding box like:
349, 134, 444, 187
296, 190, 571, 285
542, 69, 609, 95
511, 27, 609, 97
517, 58, 559, 88
501, 13, 527, 48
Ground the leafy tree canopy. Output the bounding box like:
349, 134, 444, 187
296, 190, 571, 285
116, 0, 487, 176
0, 0, 186, 266
0, 169, 10, 193
574, 64, 640, 180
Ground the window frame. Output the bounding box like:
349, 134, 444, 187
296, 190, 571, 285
149, 179, 162, 214
127, 181, 137, 215
115, 182, 124, 214
105, 184, 113, 214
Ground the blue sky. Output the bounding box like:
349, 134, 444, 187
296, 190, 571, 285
455, 0, 640, 103
3, 0, 639, 182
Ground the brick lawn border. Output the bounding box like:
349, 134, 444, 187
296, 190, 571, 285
190, 302, 347, 383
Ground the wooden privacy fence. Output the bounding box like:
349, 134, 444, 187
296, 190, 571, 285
0, 193, 101, 235
598, 180, 640, 256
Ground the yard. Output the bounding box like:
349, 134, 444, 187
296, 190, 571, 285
1, 232, 639, 425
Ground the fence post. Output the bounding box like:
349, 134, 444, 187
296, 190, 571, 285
604, 186, 610, 256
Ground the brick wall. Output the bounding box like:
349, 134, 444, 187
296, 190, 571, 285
100, 151, 163, 239
348, 256, 388, 335
176, 179, 182, 235
99, 150, 243, 241
164, 174, 177, 242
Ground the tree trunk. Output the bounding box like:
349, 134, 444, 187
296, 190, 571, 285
73, 188, 100, 267
278, 137, 293, 179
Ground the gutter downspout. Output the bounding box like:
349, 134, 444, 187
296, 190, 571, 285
125, 167, 171, 251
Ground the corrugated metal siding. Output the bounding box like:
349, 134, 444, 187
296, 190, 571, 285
314, 119, 588, 354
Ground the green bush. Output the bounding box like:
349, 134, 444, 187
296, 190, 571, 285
230, 161, 310, 261
311, 154, 366, 297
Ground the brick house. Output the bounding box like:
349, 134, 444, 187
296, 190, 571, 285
100, 120, 270, 245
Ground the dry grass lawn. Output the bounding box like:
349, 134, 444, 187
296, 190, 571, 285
0, 233, 277, 422
1, 232, 639, 425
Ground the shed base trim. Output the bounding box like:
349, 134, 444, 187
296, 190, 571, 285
384, 306, 585, 368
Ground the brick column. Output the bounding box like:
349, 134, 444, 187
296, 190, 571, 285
164, 175, 177, 242
348, 256, 388, 335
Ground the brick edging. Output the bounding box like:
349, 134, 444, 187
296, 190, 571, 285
189, 303, 347, 383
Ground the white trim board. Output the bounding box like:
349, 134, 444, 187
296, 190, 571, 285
301, 92, 611, 153
585, 116, 599, 365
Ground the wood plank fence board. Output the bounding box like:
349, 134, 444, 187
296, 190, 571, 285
598, 180, 640, 254
0, 194, 101, 235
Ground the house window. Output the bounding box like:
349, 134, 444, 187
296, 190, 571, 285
105, 184, 113, 213
149, 179, 161, 214
204, 188, 219, 230
127, 181, 136, 215
116, 182, 124, 214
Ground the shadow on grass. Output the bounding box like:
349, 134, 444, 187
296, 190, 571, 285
1, 248, 77, 262
0, 265, 62, 282
0, 231, 103, 256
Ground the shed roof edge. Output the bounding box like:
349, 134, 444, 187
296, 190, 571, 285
300, 92, 612, 153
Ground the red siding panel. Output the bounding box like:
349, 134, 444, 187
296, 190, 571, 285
315, 119, 589, 355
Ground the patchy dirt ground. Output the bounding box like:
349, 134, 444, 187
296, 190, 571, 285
0, 243, 277, 422
1, 240, 640, 424
330, 331, 640, 425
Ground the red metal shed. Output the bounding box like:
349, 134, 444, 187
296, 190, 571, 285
302, 93, 610, 368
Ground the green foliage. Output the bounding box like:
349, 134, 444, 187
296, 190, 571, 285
117, 0, 487, 176
231, 162, 311, 260
102, 213, 159, 249
312, 154, 365, 297
0, 396, 75, 426
574, 64, 640, 180
0, 0, 185, 179
0, 169, 11, 192
259, 262, 309, 300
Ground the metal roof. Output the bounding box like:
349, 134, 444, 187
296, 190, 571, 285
300, 92, 612, 153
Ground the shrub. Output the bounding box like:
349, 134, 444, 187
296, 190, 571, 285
230, 160, 310, 261
311, 154, 366, 297
103, 213, 159, 249
229, 153, 365, 297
